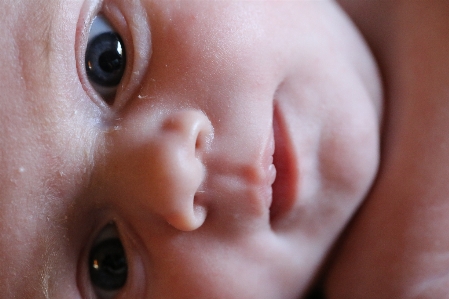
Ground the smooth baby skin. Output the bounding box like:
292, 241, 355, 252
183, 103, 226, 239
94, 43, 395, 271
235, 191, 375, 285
326, 1, 449, 298
0, 0, 381, 298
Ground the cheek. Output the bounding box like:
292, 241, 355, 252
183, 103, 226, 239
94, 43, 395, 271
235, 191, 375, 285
319, 98, 380, 199
150, 257, 277, 299
311, 46, 382, 199
142, 232, 296, 299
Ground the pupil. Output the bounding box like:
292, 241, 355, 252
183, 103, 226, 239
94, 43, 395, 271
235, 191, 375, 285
89, 238, 128, 291
99, 50, 122, 73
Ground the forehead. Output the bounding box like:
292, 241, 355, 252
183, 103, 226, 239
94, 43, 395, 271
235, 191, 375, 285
0, 0, 85, 139
0, 0, 89, 298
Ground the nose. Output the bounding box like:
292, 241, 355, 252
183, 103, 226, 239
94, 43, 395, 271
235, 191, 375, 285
146, 110, 213, 231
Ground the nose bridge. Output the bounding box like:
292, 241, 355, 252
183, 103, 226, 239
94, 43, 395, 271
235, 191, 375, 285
151, 109, 213, 231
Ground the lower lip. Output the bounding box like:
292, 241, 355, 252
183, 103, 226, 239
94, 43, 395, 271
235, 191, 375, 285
270, 103, 298, 223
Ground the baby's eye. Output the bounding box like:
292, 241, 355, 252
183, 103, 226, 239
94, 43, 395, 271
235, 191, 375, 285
85, 15, 126, 105
89, 224, 128, 299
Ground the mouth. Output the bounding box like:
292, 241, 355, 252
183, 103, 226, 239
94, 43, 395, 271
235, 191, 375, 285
270, 103, 298, 223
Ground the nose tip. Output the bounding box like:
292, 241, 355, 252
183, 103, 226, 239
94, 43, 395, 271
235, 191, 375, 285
162, 110, 214, 158
154, 110, 214, 231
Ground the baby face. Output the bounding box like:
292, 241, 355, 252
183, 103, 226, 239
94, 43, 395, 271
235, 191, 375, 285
0, 0, 382, 298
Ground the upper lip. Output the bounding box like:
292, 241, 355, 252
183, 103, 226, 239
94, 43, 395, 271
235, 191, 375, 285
198, 103, 297, 222
269, 102, 298, 224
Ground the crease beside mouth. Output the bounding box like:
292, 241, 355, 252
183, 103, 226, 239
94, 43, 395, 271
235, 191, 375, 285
270, 103, 298, 223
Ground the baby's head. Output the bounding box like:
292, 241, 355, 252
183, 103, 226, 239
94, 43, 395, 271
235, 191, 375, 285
0, 0, 381, 298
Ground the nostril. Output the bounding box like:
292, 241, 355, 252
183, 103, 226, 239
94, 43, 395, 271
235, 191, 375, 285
152, 109, 212, 231
195, 124, 213, 155
195, 138, 201, 152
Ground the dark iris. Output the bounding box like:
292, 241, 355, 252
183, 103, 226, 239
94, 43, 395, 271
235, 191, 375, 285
89, 238, 128, 291
85, 32, 126, 88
